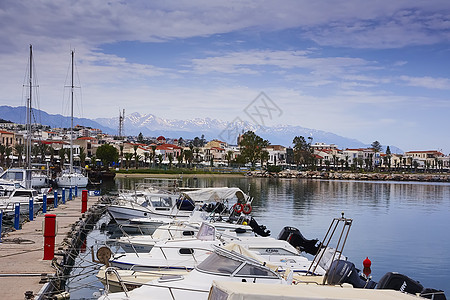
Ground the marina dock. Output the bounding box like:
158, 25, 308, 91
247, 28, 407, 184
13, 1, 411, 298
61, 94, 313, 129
0, 194, 104, 300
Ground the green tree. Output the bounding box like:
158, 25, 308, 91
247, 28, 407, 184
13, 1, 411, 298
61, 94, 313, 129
260, 150, 269, 168
385, 146, 392, 170
0, 144, 5, 168
137, 132, 144, 143
225, 150, 234, 167
371, 141, 383, 169
14, 144, 25, 167
96, 144, 119, 169
124, 153, 133, 169
184, 149, 193, 168
59, 148, 66, 168
168, 153, 174, 168
292, 136, 311, 169
239, 131, 270, 168
5, 146, 12, 167
79, 147, 87, 168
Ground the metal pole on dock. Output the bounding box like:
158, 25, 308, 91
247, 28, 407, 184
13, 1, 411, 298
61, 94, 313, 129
14, 203, 20, 230
81, 190, 88, 213
54, 190, 58, 208
29, 197, 34, 221
75, 185, 78, 197
43, 214, 57, 260
62, 188, 66, 204
69, 187, 73, 201
43, 193, 47, 213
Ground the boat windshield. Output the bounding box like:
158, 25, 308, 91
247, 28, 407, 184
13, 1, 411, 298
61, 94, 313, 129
147, 196, 174, 208
1, 171, 23, 181
197, 252, 278, 278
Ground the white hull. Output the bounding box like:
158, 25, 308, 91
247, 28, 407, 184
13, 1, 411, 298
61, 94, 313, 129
56, 173, 88, 188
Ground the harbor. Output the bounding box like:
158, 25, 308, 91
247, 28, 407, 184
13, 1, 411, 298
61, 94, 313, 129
0, 176, 449, 299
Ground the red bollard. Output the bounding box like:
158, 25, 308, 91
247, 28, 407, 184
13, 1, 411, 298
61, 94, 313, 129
81, 190, 88, 213
43, 214, 57, 260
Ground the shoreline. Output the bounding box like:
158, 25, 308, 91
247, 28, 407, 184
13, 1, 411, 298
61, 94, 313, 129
114, 173, 245, 178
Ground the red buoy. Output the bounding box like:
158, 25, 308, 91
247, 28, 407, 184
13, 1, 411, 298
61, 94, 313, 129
363, 257, 372, 268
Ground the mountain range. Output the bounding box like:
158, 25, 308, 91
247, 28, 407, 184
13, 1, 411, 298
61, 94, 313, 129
0, 105, 403, 152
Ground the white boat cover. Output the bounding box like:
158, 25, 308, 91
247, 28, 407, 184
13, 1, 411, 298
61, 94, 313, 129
181, 188, 247, 203
221, 243, 278, 272
208, 280, 425, 300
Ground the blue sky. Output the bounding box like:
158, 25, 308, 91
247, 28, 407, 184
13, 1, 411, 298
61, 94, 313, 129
0, 1, 449, 153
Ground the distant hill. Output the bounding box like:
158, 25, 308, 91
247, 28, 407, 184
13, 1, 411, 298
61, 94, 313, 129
0, 105, 115, 134
0, 105, 403, 152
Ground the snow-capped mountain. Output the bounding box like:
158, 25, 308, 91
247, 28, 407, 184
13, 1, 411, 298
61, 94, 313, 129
0, 106, 402, 151
94, 112, 374, 149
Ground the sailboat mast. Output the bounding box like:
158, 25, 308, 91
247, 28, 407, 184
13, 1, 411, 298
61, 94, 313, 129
27, 44, 32, 170
70, 50, 74, 173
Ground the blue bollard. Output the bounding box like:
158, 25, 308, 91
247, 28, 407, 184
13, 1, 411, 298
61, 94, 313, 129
42, 193, 47, 213
29, 197, 34, 221
62, 188, 66, 204
54, 191, 58, 208
0, 209, 3, 243
75, 186, 78, 198
14, 203, 20, 230
69, 187, 73, 201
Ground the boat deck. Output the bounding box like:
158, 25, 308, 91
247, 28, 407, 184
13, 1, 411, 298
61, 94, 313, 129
0, 195, 100, 300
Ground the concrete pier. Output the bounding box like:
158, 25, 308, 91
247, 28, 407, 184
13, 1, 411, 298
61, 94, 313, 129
0, 195, 102, 300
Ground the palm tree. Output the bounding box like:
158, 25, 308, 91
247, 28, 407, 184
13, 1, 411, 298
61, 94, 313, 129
0, 144, 5, 168
135, 154, 142, 169
168, 153, 174, 168
40, 143, 48, 164
79, 147, 86, 168
133, 145, 139, 168
143, 152, 150, 168
119, 144, 124, 168
124, 153, 133, 169
158, 154, 163, 167
226, 150, 234, 167
14, 144, 25, 167
59, 148, 66, 168
5, 146, 12, 167
151, 145, 157, 167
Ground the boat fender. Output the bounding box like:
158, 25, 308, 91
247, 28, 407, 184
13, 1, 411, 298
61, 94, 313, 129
242, 203, 252, 214
233, 203, 244, 214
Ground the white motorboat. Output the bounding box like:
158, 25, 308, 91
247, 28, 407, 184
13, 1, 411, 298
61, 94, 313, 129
0, 168, 49, 189
98, 243, 290, 300
109, 223, 326, 276
0, 188, 42, 216
55, 50, 88, 188
107, 187, 254, 225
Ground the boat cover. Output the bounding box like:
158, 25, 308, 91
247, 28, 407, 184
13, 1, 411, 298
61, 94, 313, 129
181, 188, 247, 203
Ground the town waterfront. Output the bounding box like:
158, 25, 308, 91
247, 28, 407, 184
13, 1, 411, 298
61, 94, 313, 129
69, 176, 450, 298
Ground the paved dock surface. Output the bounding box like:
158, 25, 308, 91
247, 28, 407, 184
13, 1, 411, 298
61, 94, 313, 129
0, 196, 100, 300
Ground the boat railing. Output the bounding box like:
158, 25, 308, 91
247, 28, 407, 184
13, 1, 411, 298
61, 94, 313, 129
307, 212, 352, 278
104, 267, 129, 297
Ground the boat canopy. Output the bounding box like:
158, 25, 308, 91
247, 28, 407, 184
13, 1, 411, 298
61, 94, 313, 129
181, 187, 248, 203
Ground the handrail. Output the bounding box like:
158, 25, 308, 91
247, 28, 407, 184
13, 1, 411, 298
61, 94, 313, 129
104, 267, 129, 297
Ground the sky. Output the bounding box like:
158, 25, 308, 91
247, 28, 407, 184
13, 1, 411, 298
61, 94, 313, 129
0, 1, 450, 153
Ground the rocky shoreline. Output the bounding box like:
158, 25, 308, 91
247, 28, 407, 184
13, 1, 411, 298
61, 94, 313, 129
247, 170, 450, 182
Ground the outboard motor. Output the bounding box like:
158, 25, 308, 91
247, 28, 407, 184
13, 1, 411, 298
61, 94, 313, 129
325, 260, 377, 289
277, 226, 320, 255
377, 272, 446, 300
248, 217, 271, 237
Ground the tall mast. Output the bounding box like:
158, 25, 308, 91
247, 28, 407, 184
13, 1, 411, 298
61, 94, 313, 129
26, 44, 32, 170
70, 50, 74, 173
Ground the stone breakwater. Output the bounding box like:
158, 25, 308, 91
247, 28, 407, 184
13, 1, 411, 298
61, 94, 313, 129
247, 170, 450, 182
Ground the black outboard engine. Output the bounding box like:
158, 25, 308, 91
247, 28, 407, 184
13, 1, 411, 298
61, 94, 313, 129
325, 260, 377, 289
277, 226, 320, 256
248, 217, 271, 237
377, 272, 447, 300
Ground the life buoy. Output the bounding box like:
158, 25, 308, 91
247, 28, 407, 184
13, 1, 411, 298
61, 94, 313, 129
242, 203, 252, 215
233, 203, 244, 214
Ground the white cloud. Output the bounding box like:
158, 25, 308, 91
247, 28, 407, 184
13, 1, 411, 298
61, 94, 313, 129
399, 75, 450, 90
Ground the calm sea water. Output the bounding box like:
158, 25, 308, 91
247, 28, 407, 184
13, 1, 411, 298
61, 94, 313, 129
68, 176, 450, 298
